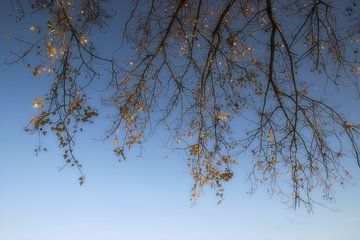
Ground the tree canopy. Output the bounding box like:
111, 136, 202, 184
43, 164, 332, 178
8, 0, 360, 209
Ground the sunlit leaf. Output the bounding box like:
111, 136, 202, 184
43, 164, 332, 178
32, 98, 44, 109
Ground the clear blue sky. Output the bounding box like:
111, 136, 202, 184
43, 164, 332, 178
0, 1, 360, 240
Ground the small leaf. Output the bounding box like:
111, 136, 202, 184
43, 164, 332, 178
33, 67, 42, 76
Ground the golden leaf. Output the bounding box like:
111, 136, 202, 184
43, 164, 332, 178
268, 129, 275, 142
220, 171, 233, 181
33, 67, 42, 76
31, 117, 40, 128
193, 191, 201, 199
112, 138, 119, 145
222, 156, 230, 163
32, 98, 44, 109
268, 157, 278, 166
47, 42, 58, 57
227, 37, 237, 46
215, 112, 230, 121
136, 103, 146, 111
189, 144, 201, 155
343, 122, 354, 130
79, 34, 88, 45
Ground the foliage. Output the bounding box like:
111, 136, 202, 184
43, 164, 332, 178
8, 0, 360, 209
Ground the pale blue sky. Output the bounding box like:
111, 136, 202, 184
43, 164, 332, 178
0, 1, 360, 240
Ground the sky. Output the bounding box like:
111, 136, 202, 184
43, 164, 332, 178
0, 1, 360, 240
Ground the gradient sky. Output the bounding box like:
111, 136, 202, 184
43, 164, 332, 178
1, 1, 360, 240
